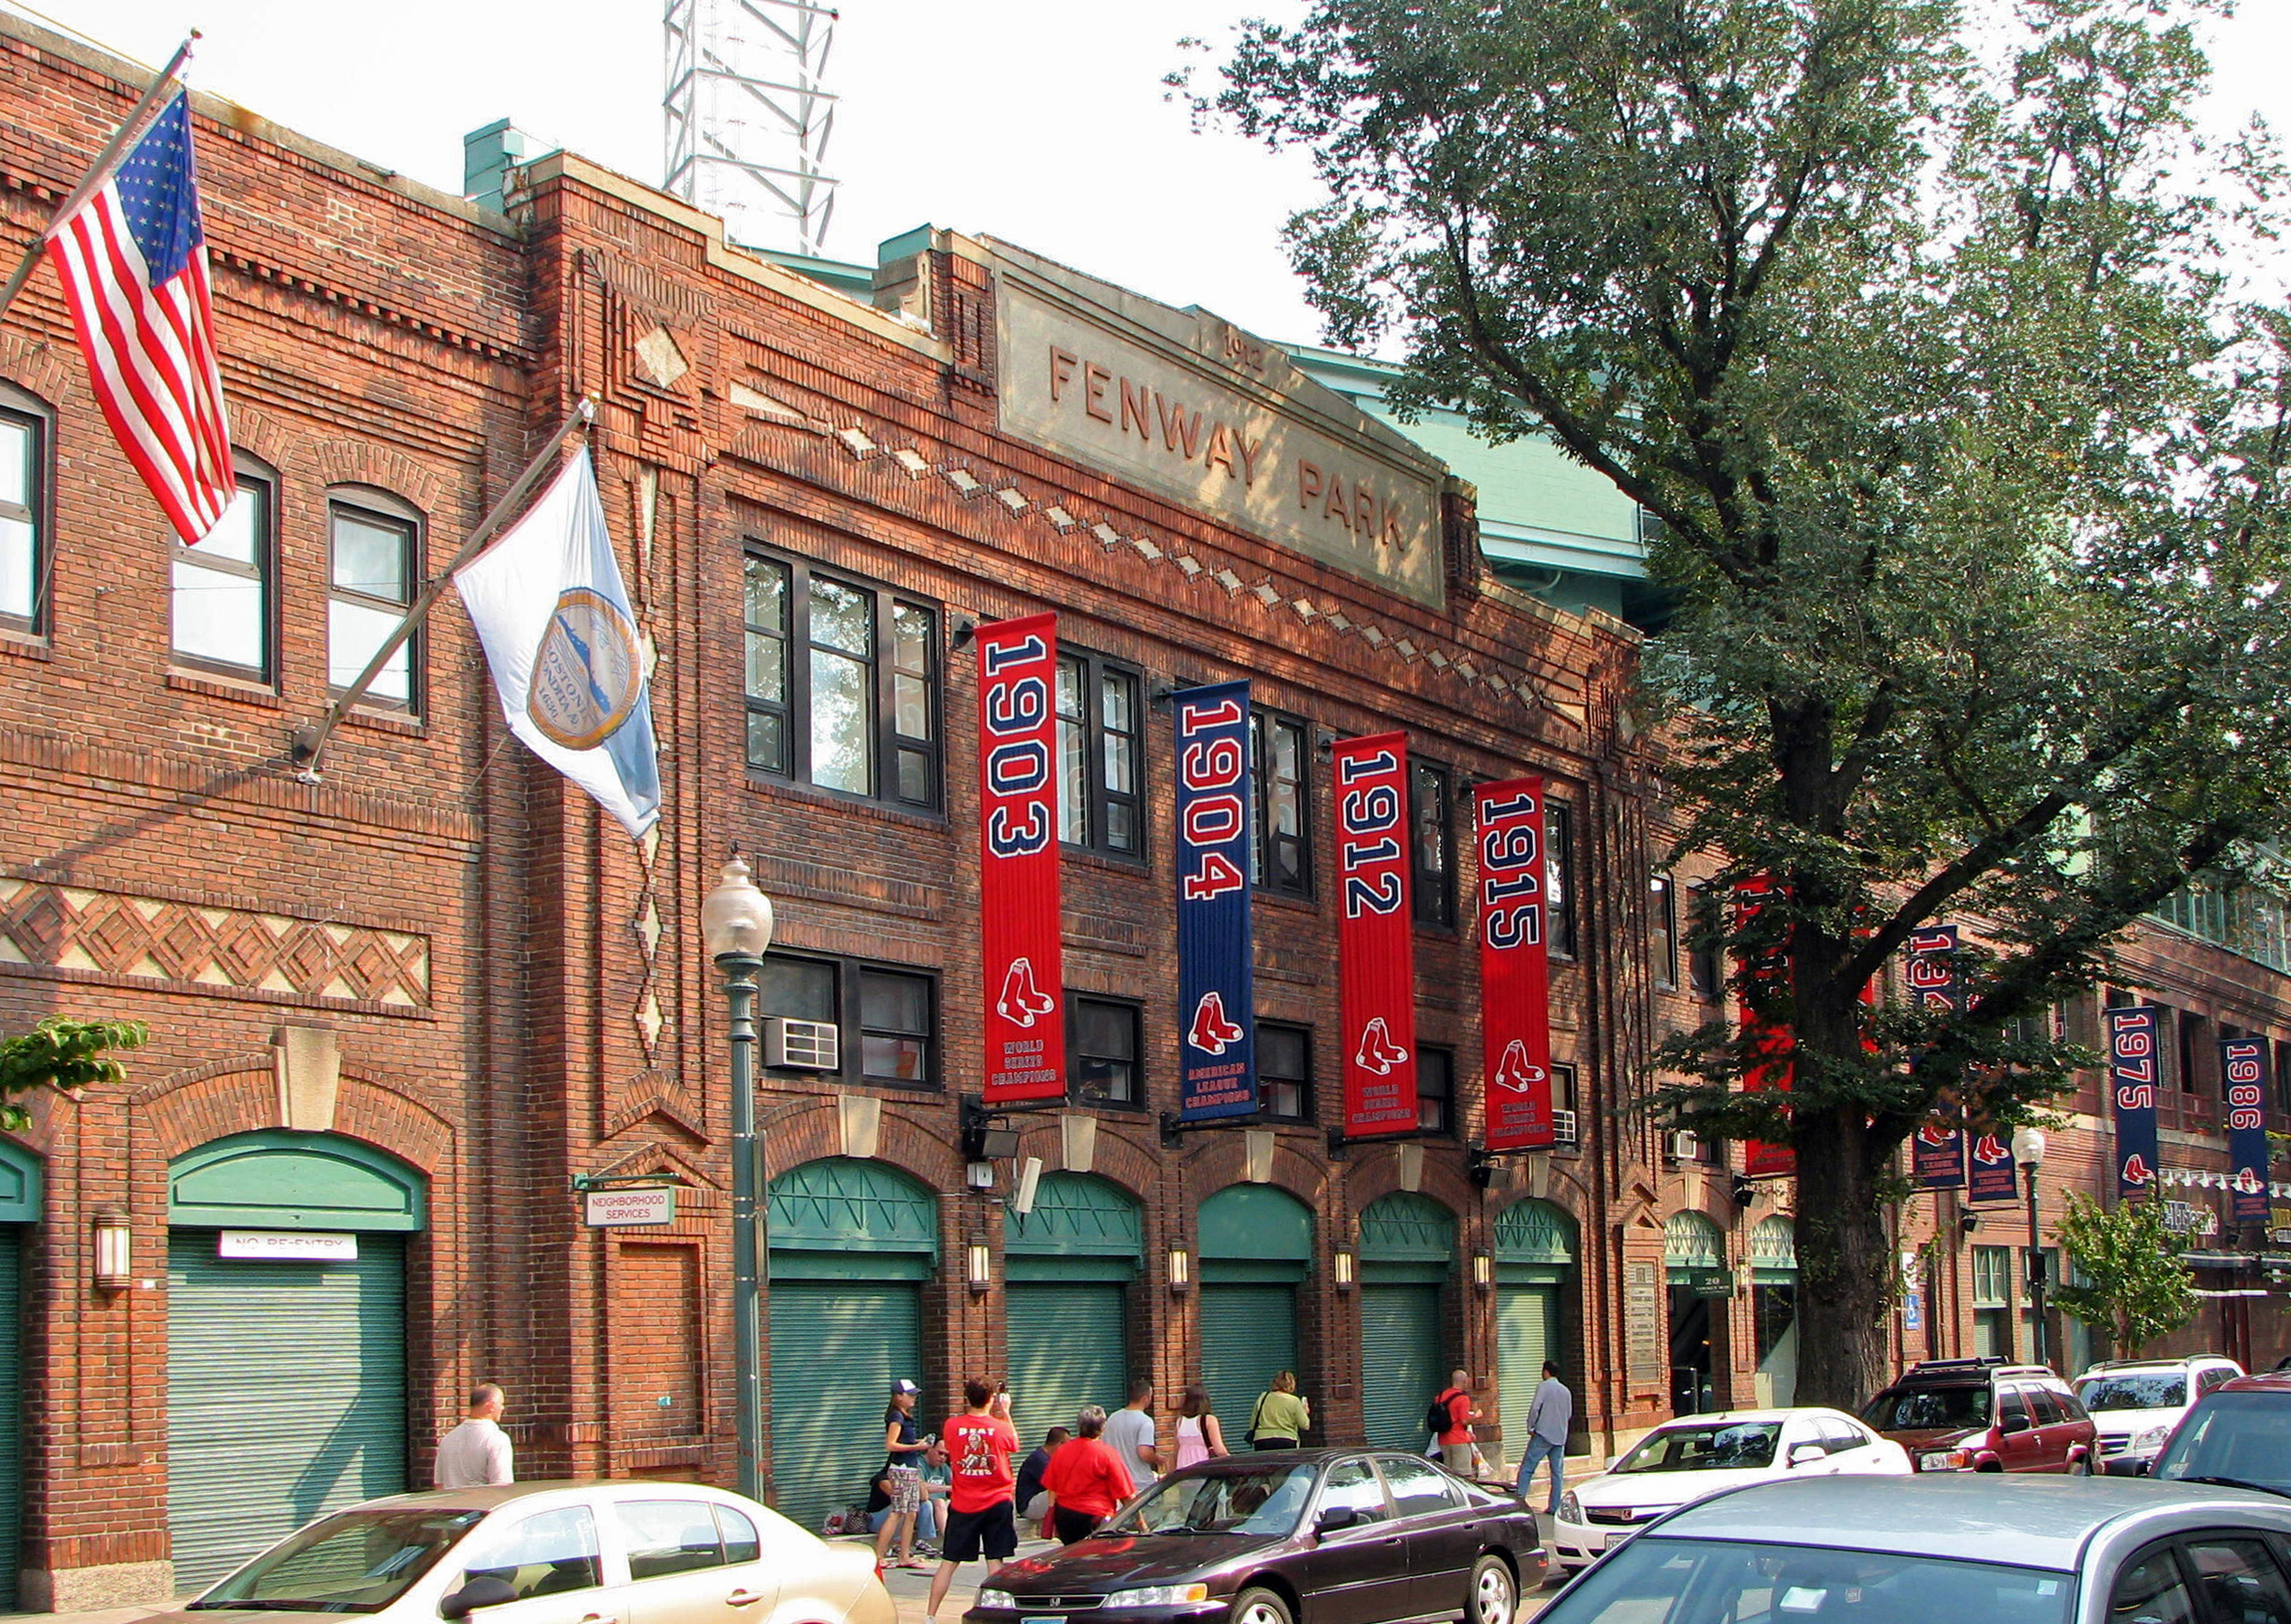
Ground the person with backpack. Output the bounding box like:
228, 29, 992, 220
1429, 1370, 1478, 1474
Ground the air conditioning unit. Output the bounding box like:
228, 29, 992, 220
764, 1017, 839, 1071
1667, 1130, 1701, 1163
1552, 1109, 1579, 1146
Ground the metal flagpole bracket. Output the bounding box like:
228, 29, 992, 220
569, 1169, 687, 1193
1328, 1125, 1443, 1161
1159, 1110, 1263, 1150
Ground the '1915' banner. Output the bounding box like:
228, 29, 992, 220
1478, 778, 1554, 1151
978, 615, 1065, 1105
2108, 1005, 2162, 1199
1907, 926, 1966, 1190
1174, 682, 1257, 1122
2221, 1036, 2271, 1225
1335, 733, 1418, 1139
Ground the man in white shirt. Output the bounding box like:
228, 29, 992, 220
435, 1383, 514, 1488
1099, 1378, 1161, 1494
1515, 1363, 1571, 1517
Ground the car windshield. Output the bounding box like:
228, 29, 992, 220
1861, 1385, 1990, 1432
2077, 1374, 2188, 1413
1107, 1465, 1318, 1536
2152, 1393, 2291, 1496
190, 1508, 484, 1611
1537, 1536, 2075, 1624
1613, 1423, 1783, 1473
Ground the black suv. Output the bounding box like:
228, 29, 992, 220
1861, 1356, 2098, 1474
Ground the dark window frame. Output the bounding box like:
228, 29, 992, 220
326, 490, 424, 715
1067, 992, 1144, 1110
1650, 871, 1678, 990
760, 948, 941, 1092
1259, 1018, 1313, 1123
1546, 800, 1578, 958
1416, 1044, 1454, 1136
1409, 760, 1456, 929
1055, 649, 1146, 862
1249, 709, 1314, 899
0, 389, 52, 636
1686, 882, 1722, 1001
170, 463, 276, 683
740, 543, 942, 812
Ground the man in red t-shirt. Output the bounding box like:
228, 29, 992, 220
1435, 1368, 1479, 1475
925, 1377, 1022, 1624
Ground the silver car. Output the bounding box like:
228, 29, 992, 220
166, 1481, 894, 1624
1533, 1473, 2291, 1624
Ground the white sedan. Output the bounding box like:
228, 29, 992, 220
1550, 1408, 1912, 1573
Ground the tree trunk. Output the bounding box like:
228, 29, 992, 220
1789, 1106, 1896, 1407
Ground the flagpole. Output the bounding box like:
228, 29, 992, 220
288, 399, 596, 777
0, 32, 198, 324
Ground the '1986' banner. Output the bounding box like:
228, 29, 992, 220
2220, 1036, 2271, 1225
1335, 733, 1418, 1139
1478, 778, 1554, 1151
977, 615, 1065, 1105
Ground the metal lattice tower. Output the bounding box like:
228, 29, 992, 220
664, 0, 839, 257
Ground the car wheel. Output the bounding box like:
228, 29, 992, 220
1231, 1587, 1293, 1624
1468, 1554, 1517, 1624
2070, 1452, 2095, 1477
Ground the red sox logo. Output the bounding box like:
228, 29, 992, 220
996, 957, 1055, 1028
1354, 1016, 1409, 1076
1916, 1121, 1954, 1147
1973, 1133, 2009, 1165
2122, 1152, 2155, 1186
1189, 991, 1245, 1056
1492, 1039, 1546, 1095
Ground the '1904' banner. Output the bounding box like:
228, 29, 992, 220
2221, 1036, 2272, 1225
1478, 778, 1554, 1151
1907, 926, 1966, 1190
1335, 733, 1418, 1139
1174, 682, 1257, 1122
2108, 1005, 2163, 1199
977, 615, 1065, 1105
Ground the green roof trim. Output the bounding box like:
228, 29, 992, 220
168, 1131, 425, 1232
1358, 1191, 1456, 1264
767, 1157, 939, 1257
1198, 1184, 1312, 1262
1494, 1198, 1577, 1266
0, 1137, 39, 1224
1664, 1209, 1724, 1270
1006, 1173, 1143, 1258
1749, 1216, 1798, 1277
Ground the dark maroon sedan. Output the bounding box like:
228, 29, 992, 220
964, 1449, 1543, 1624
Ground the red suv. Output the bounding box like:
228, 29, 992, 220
2146, 1368, 2291, 1494
1859, 1357, 2098, 1473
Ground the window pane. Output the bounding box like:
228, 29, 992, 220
863, 1034, 930, 1082
332, 509, 409, 602
173, 555, 265, 670
328, 599, 410, 702
897, 747, 931, 805
1260, 1025, 1307, 1079
1104, 724, 1138, 797
1058, 695, 1088, 847
810, 576, 872, 654
713, 1506, 761, 1566
2183, 1541, 2291, 1624
811, 648, 872, 794
745, 711, 786, 773
2109, 1550, 2195, 1624
744, 554, 787, 632
862, 970, 930, 1033
0, 417, 28, 508
616, 1499, 725, 1579
1106, 800, 1138, 854
1547, 804, 1574, 954
1417, 1049, 1452, 1132
1079, 1000, 1137, 1059
1100, 669, 1135, 736
892, 602, 932, 674
745, 631, 785, 703
464, 1507, 602, 1601
763, 957, 837, 1023
0, 515, 35, 620
894, 672, 931, 739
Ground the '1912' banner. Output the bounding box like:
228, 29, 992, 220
1174, 682, 1257, 1122
1478, 777, 1554, 1151
2108, 1005, 2162, 1199
1335, 733, 1418, 1139
2221, 1036, 2271, 1224
1907, 926, 1965, 1190
978, 615, 1065, 1105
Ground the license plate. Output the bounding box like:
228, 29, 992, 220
1021, 1615, 1064, 1623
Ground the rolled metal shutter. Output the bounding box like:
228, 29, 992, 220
767, 1279, 919, 1536
0, 1229, 21, 1607
1199, 1283, 1297, 1440
1497, 1283, 1557, 1460
166, 1231, 408, 1591
1005, 1283, 1127, 1448
1360, 1283, 1442, 1450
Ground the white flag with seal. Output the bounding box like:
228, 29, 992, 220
455, 448, 661, 839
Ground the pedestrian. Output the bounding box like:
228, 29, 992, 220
873, 1378, 932, 1570
434, 1382, 514, 1488
1040, 1405, 1133, 1545
924, 1378, 1022, 1624
1432, 1369, 1479, 1475
1016, 1425, 1068, 1534
1244, 1370, 1310, 1451
916, 1436, 952, 1551
1174, 1384, 1227, 1468
1100, 1377, 1161, 1493
1515, 1360, 1571, 1517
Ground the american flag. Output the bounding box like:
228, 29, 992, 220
45, 92, 233, 545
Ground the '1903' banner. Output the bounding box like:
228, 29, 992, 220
2220, 1036, 2272, 1225
1478, 778, 1554, 1151
2108, 1005, 2163, 1199
1174, 682, 1257, 1122
1907, 926, 1966, 1190
1335, 733, 1418, 1139
978, 614, 1065, 1105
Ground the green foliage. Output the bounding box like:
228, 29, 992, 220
0, 1017, 148, 1131
2051, 1191, 2199, 1352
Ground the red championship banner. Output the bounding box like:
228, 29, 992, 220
1335, 733, 1418, 1138
977, 614, 1065, 1105
1735, 876, 1795, 1177
1478, 778, 1554, 1151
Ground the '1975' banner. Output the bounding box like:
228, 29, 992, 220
977, 615, 1065, 1105
2108, 1005, 2162, 1199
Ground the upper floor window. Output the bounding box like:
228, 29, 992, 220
0, 391, 50, 633
1069, 994, 1142, 1107
1686, 882, 1722, 1000
1650, 872, 1678, 989
762, 950, 938, 1090
1547, 800, 1577, 958
1259, 1020, 1312, 1121
172, 467, 274, 680
743, 548, 939, 809
1417, 1045, 1453, 1134
1250, 710, 1311, 897
1410, 761, 1454, 928
328, 492, 420, 711
1057, 652, 1143, 858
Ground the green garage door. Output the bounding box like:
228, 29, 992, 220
1007, 1283, 1128, 1446
1497, 1284, 1559, 1452
1200, 1284, 1298, 1437
768, 1279, 921, 1536
167, 1231, 409, 1590
0, 1228, 21, 1608
1360, 1283, 1443, 1449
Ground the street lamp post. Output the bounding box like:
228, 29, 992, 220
2013, 1126, 2049, 1369
702, 854, 774, 1500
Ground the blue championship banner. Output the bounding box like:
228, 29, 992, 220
1174, 682, 1257, 1122
1967, 1132, 2017, 1203
2220, 1036, 2271, 1225
2107, 1006, 2163, 1199
1907, 926, 1965, 1190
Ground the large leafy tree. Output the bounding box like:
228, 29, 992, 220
1183, 0, 2291, 1404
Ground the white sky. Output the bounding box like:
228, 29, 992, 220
13, 0, 2291, 345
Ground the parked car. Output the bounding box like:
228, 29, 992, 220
964, 1449, 1544, 1624
170, 1480, 892, 1624
1549, 1408, 1911, 1575
2148, 1368, 2291, 1496
1860, 1356, 2097, 1473
1529, 1474, 2291, 1624
2076, 1355, 2244, 1471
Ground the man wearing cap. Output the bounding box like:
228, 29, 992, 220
873, 1378, 932, 1569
